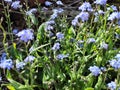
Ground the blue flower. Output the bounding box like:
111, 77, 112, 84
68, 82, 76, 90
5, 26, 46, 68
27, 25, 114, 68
45, 1, 52, 6
24, 55, 35, 63
100, 42, 108, 50
13, 28, 18, 34
56, 32, 64, 40
52, 42, 60, 51
0, 59, 13, 70
107, 81, 116, 90
0, 53, 7, 61
56, 1, 63, 5
78, 2, 93, 12
100, 67, 107, 72
45, 20, 55, 31
94, 0, 107, 5
0, 53, 13, 70
78, 40, 84, 48
98, 10, 104, 14
89, 66, 101, 76
11, 1, 22, 10
115, 53, 120, 60
109, 59, 120, 69
108, 12, 120, 21
16, 29, 34, 42
53, 8, 64, 14
77, 12, 89, 22
71, 19, 78, 26
16, 62, 26, 70
46, 20, 55, 25
107, 5, 117, 11
87, 38, 96, 44
50, 13, 58, 19
26, 8, 37, 15
110, 5, 118, 11
50, 8, 64, 20
45, 25, 54, 31
108, 12, 118, 21
56, 54, 69, 60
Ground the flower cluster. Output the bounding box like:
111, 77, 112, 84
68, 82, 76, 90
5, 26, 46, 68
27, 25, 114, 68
72, 11, 89, 25
0, 53, 13, 70
50, 8, 64, 20
45, 20, 55, 31
108, 12, 120, 21
78, 2, 93, 12
16, 55, 35, 70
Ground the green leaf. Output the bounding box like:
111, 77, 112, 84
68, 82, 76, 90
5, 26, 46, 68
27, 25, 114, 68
67, 26, 76, 38
85, 87, 94, 90
85, 74, 94, 87
7, 78, 24, 89
95, 75, 104, 90
29, 15, 38, 25
37, 23, 45, 41
7, 85, 15, 90
7, 78, 33, 90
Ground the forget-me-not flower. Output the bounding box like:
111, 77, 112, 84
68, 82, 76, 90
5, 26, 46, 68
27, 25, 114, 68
56, 1, 63, 5
78, 2, 93, 12
45, 1, 52, 6
24, 55, 35, 63
16, 62, 26, 70
13, 28, 18, 34
52, 42, 60, 51
115, 53, 120, 60
94, 0, 107, 5
71, 19, 78, 26
0, 53, 13, 70
11, 1, 22, 10
26, 8, 37, 15
45, 20, 55, 31
89, 66, 101, 76
108, 12, 120, 21
56, 54, 69, 60
109, 59, 120, 69
107, 81, 116, 90
0, 59, 13, 70
78, 12, 89, 22
100, 42, 108, 50
16, 29, 34, 42
56, 32, 64, 40
87, 38, 96, 44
